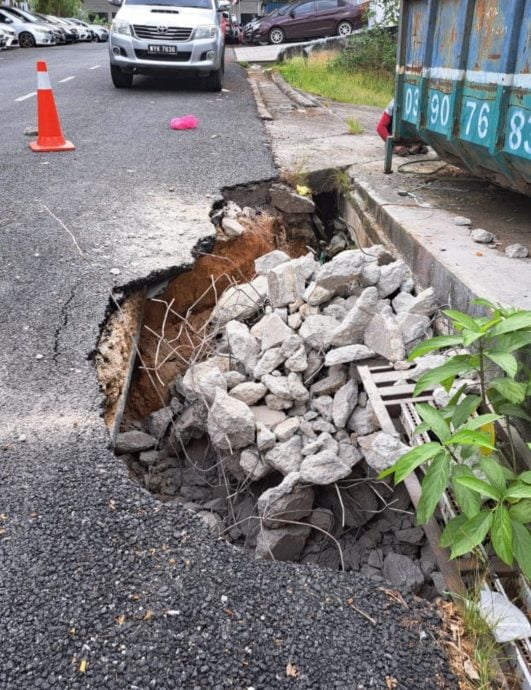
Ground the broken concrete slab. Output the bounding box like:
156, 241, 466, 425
265, 435, 303, 475
257, 472, 314, 527
267, 260, 306, 308
330, 287, 378, 346
325, 344, 375, 366
255, 249, 291, 275
212, 276, 269, 326
299, 314, 340, 350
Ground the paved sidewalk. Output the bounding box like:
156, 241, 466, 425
250, 67, 530, 311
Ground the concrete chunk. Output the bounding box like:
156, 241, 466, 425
364, 312, 406, 362
299, 314, 339, 350
267, 260, 306, 308
212, 276, 268, 326
255, 249, 291, 275
207, 390, 255, 450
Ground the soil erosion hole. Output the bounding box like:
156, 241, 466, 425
96, 179, 444, 600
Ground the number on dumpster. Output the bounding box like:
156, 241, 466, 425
508, 109, 531, 156
463, 98, 491, 144
404, 85, 419, 122
429, 92, 450, 130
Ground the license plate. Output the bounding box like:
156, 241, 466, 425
147, 44, 177, 54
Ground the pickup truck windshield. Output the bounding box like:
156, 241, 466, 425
125, 0, 212, 6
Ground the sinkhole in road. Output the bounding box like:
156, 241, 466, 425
95, 176, 442, 598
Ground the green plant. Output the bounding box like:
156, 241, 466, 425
239, 61, 250, 69
346, 118, 363, 135
380, 300, 531, 578
333, 27, 397, 76
276, 52, 393, 108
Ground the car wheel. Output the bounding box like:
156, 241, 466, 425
268, 27, 285, 45
204, 53, 224, 92
110, 64, 133, 88
19, 32, 36, 48
336, 20, 352, 37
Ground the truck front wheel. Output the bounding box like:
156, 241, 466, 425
110, 64, 133, 88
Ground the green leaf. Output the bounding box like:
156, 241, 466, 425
449, 511, 494, 559
508, 500, 531, 524
451, 395, 481, 429
414, 421, 431, 436
519, 471, 531, 485
377, 442, 443, 483
512, 522, 531, 579
407, 335, 464, 361
494, 331, 531, 353
448, 383, 468, 407
489, 311, 531, 337
485, 352, 519, 378
440, 515, 469, 547
414, 359, 474, 397
453, 476, 501, 500
462, 330, 485, 348
480, 456, 507, 494
497, 403, 531, 423
491, 505, 513, 565
416, 454, 450, 524
479, 317, 503, 333
443, 309, 481, 332
451, 466, 481, 519
489, 378, 527, 405
463, 413, 502, 431
504, 483, 531, 500
446, 429, 496, 450
416, 403, 451, 442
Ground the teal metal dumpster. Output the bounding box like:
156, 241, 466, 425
394, 0, 531, 196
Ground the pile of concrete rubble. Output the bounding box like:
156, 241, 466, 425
117, 236, 448, 594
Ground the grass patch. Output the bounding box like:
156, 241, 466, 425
346, 117, 364, 134
276, 52, 393, 108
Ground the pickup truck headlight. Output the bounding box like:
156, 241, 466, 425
194, 25, 217, 39
112, 20, 132, 36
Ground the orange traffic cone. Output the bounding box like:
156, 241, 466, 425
29, 61, 75, 152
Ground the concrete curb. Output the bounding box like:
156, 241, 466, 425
249, 77, 273, 120
270, 70, 319, 108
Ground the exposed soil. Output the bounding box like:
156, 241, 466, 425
120, 212, 310, 426
95, 291, 145, 428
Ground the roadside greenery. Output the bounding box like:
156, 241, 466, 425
379, 300, 531, 579
333, 27, 397, 75
276, 52, 393, 108
31, 0, 81, 17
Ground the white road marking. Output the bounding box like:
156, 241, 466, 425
89, 65, 101, 70
59, 76, 75, 83
15, 92, 36, 102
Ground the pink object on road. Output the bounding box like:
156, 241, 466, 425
170, 115, 198, 130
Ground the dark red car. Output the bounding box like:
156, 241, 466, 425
255, 0, 369, 45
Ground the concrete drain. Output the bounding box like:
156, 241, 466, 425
96, 179, 444, 599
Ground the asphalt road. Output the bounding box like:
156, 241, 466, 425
0, 43, 456, 689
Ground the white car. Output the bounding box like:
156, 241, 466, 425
2, 24, 19, 47
90, 24, 109, 42
68, 18, 109, 42
0, 9, 54, 47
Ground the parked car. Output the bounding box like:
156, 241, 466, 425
0, 9, 54, 47
59, 17, 92, 41
44, 15, 80, 42
0, 23, 18, 48
108, 0, 226, 91
2, 6, 68, 43
0, 27, 7, 49
68, 18, 109, 42
90, 23, 109, 41
30, 12, 68, 43
253, 0, 369, 44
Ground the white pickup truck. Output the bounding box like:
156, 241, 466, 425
108, 0, 225, 90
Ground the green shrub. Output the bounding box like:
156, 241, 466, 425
333, 28, 397, 76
